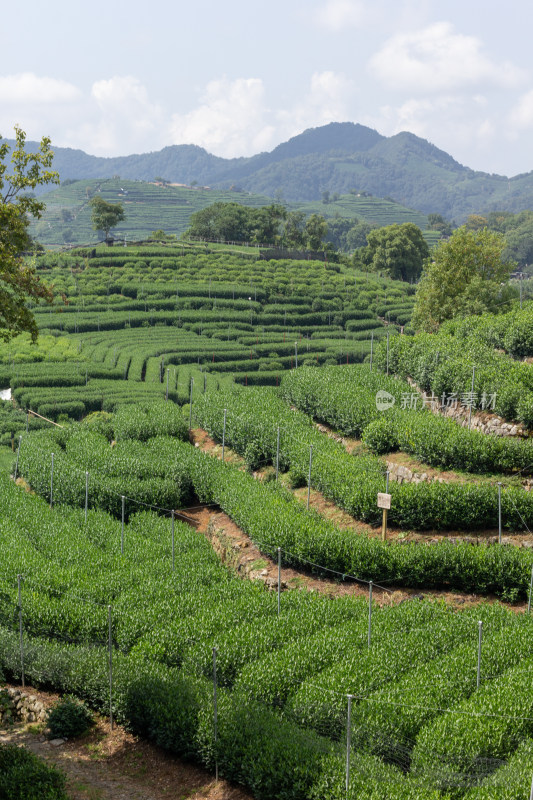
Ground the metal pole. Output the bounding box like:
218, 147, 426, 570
50, 452, 54, 509
85, 471, 89, 522
222, 409, 227, 462
189, 378, 194, 432
166, 368, 169, 401
498, 482, 502, 544
295, 341, 298, 368
477, 621, 483, 689
14, 435, 22, 481
386, 470, 390, 494
213, 648, 219, 782
345, 694, 353, 799
468, 366, 476, 429
276, 426, 280, 480
307, 445, 313, 510
528, 565, 533, 614
386, 331, 390, 376
108, 606, 113, 730
277, 547, 281, 616
368, 581, 373, 648
171, 510, 175, 572
121, 496, 125, 555
370, 332, 373, 371
18, 575, 24, 688
530, 772, 533, 800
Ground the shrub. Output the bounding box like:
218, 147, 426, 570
47, 695, 94, 739
362, 417, 399, 455
0, 743, 67, 799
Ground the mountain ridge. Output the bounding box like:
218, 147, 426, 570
8, 122, 533, 220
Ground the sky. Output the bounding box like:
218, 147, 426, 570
1, 0, 533, 176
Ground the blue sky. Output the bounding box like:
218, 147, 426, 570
2, 0, 532, 176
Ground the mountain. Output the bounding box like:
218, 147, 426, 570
12, 122, 533, 221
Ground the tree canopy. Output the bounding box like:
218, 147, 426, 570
89, 196, 125, 239
412, 226, 515, 332
363, 222, 429, 282
0, 126, 59, 342
186, 201, 329, 251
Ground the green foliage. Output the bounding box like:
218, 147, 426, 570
375, 330, 533, 427
0, 743, 67, 799
47, 695, 94, 739
361, 417, 399, 454
0, 126, 58, 342
412, 227, 515, 331
364, 223, 429, 282
411, 658, 533, 792
113, 401, 188, 441
89, 195, 125, 238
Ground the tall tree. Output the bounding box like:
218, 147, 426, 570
304, 213, 328, 251
89, 196, 125, 239
412, 226, 515, 332
282, 211, 306, 249
364, 223, 429, 282
0, 126, 59, 342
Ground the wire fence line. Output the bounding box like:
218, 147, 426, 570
3, 583, 533, 793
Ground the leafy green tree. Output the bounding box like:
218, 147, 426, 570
503, 221, 533, 268
150, 229, 176, 241
304, 213, 328, 251
412, 226, 515, 332
427, 213, 452, 236
187, 202, 285, 245
282, 211, 306, 249
364, 223, 429, 282
0, 125, 59, 342
249, 204, 286, 244
346, 220, 376, 251
89, 196, 125, 239
465, 214, 488, 231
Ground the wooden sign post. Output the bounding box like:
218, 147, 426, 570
377, 493, 391, 541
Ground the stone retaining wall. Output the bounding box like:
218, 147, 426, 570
407, 378, 530, 438
385, 460, 444, 486
0, 687, 48, 725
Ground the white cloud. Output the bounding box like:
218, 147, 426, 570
276, 71, 354, 139
169, 72, 354, 158
364, 95, 502, 171
510, 90, 533, 132
62, 76, 165, 156
0, 72, 81, 105
313, 0, 366, 31
169, 77, 272, 158
369, 22, 526, 93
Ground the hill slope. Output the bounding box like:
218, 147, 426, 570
29, 178, 430, 246
13, 122, 533, 220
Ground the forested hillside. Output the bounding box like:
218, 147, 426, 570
13, 122, 533, 221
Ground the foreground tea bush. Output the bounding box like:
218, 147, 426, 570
0, 743, 68, 800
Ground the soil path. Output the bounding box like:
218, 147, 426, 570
188, 428, 530, 610
0, 686, 251, 800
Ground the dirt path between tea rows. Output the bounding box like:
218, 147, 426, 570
187, 428, 530, 611
0, 688, 251, 800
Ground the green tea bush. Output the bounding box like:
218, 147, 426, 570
0, 743, 67, 800
362, 417, 399, 455
47, 695, 94, 739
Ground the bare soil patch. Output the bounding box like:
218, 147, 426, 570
0, 686, 251, 800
